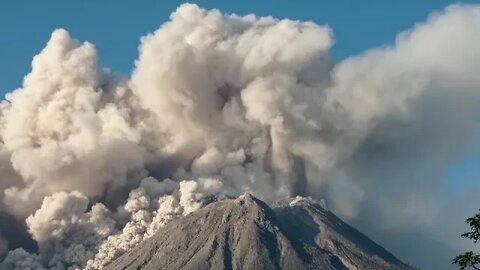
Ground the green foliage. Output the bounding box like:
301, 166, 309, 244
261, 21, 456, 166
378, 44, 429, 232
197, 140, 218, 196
454, 210, 480, 270
453, 252, 480, 270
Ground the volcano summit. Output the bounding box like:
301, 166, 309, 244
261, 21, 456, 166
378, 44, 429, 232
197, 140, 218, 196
106, 194, 413, 270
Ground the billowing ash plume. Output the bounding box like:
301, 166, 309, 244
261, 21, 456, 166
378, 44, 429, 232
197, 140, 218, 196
1, 177, 221, 269
1, 3, 480, 269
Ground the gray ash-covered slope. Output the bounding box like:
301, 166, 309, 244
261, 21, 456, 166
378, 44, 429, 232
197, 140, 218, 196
106, 194, 413, 270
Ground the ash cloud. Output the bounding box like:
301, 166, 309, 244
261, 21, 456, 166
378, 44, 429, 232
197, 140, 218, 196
0, 3, 480, 269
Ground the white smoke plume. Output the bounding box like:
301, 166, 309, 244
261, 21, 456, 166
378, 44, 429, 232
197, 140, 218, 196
1, 177, 221, 269
0, 28, 148, 217
85, 177, 221, 269
0, 3, 480, 269
0, 249, 45, 270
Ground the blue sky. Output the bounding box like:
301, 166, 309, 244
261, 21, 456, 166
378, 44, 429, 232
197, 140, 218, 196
0, 0, 476, 93
0, 0, 480, 224
0, 1, 478, 206
1, 0, 478, 199
0, 1, 479, 267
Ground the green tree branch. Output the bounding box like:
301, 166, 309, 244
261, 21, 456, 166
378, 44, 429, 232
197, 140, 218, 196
454, 210, 480, 270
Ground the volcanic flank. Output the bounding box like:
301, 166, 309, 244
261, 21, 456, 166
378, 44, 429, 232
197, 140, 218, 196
105, 194, 413, 270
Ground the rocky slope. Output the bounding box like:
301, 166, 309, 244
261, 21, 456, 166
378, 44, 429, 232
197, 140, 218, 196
106, 194, 414, 270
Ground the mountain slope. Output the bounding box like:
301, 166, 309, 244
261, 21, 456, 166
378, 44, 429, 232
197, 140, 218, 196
106, 194, 413, 270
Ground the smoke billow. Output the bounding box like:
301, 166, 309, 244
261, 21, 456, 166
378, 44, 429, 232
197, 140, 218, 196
1, 3, 480, 269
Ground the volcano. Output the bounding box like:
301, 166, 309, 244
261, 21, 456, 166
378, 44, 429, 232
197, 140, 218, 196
105, 194, 413, 270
